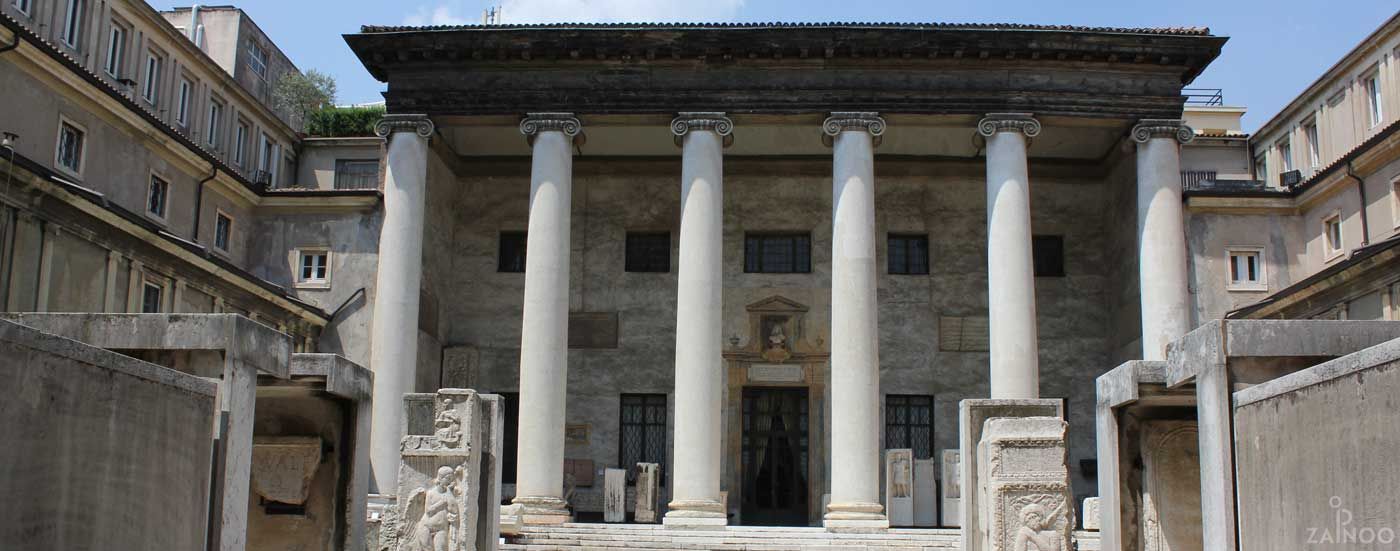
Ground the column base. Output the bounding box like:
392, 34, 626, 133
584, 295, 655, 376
512, 495, 572, 525
824, 501, 889, 532
663, 499, 727, 529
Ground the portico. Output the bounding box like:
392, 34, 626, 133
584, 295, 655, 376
345, 21, 1222, 528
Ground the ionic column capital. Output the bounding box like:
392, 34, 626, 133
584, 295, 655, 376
977, 113, 1041, 138
671, 112, 734, 147
822, 111, 886, 147
1131, 119, 1194, 144
373, 114, 435, 138
519, 112, 585, 146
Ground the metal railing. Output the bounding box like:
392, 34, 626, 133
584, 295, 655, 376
1180, 170, 1217, 190
1183, 88, 1224, 106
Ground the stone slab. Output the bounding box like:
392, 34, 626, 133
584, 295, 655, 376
958, 399, 1063, 551
635, 463, 661, 523
605, 468, 627, 523
940, 449, 961, 528
250, 436, 322, 505
978, 417, 1072, 551
885, 449, 914, 527
913, 458, 937, 527
1082, 497, 1100, 531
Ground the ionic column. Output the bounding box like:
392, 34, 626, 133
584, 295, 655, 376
822, 112, 889, 531
368, 114, 434, 492
664, 113, 732, 528
512, 113, 582, 524
1132, 120, 1193, 360
978, 113, 1041, 400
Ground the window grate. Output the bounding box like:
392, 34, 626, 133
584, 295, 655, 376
624, 232, 670, 273
334, 159, 379, 190
884, 395, 933, 459
619, 394, 667, 485
744, 233, 811, 273
1032, 235, 1065, 277
498, 232, 527, 273
887, 234, 929, 275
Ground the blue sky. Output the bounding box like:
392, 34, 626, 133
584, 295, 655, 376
148, 0, 1396, 131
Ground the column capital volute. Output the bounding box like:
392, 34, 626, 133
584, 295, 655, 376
977, 113, 1041, 138
373, 114, 435, 139
671, 112, 734, 148
822, 111, 886, 147
1131, 119, 1194, 145
519, 112, 585, 146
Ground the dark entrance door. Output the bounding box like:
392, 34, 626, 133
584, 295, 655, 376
740, 387, 809, 526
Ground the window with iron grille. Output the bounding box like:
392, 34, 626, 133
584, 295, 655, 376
884, 395, 933, 459
334, 159, 379, 190
619, 394, 666, 485
887, 234, 929, 275
624, 232, 670, 273
744, 233, 811, 273
1032, 235, 1065, 277
498, 231, 526, 273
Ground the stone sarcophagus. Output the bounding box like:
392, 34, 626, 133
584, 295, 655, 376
977, 417, 1073, 551
393, 389, 483, 551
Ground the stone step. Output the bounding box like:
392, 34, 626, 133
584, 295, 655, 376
502, 524, 1100, 551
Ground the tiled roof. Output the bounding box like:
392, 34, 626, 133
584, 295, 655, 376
359, 21, 1212, 36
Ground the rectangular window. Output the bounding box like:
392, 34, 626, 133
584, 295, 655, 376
497, 231, 527, 273
1032, 235, 1065, 277
142, 52, 161, 105
141, 281, 163, 313
14, 0, 32, 16
624, 232, 670, 273
1278, 140, 1293, 172
258, 133, 278, 185
214, 212, 232, 252
1305, 122, 1320, 169
147, 175, 169, 219
1323, 213, 1343, 260
1255, 154, 1268, 184
176, 78, 192, 126
333, 159, 378, 190
884, 395, 934, 460
61, 0, 84, 48
887, 233, 929, 275
619, 394, 667, 484
234, 122, 248, 165
744, 233, 811, 273
1226, 248, 1266, 291
1365, 73, 1383, 128
297, 250, 330, 284
207, 101, 223, 147
104, 24, 126, 77
55, 120, 85, 175
247, 41, 268, 79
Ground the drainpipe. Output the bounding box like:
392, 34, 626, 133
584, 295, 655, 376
192, 163, 217, 242
188, 5, 200, 41
1346, 162, 1370, 247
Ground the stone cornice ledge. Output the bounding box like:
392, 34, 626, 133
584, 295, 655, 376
977, 113, 1041, 138
1131, 119, 1194, 144
519, 112, 585, 146
822, 111, 886, 147
671, 112, 734, 147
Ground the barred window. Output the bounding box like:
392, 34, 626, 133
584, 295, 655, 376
619, 394, 666, 485
334, 159, 379, 190
744, 233, 811, 273
624, 232, 670, 273
1032, 235, 1065, 277
887, 234, 929, 275
885, 395, 933, 459
498, 231, 526, 273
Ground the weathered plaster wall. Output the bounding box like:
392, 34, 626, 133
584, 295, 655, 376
1362, 156, 1400, 240
1186, 212, 1303, 321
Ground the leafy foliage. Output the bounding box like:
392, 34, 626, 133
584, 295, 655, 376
272, 69, 337, 132
305, 105, 387, 138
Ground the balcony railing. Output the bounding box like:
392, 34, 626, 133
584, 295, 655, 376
1181, 170, 1217, 190
1183, 88, 1224, 106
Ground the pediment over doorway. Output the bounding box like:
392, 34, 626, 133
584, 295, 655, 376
746, 295, 809, 314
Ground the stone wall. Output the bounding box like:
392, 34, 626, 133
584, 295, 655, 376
0, 319, 218, 549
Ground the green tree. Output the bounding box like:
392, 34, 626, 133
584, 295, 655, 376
273, 69, 337, 132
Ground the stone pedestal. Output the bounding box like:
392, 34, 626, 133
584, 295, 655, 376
1082, 497, 1101, 531
885, 449, 914, 526
941, 450, 961, 527
913, 458, 937, 527
977, 417, 1072, 551
604, 468, 627, 523
959, 399, 1063, 551
635, 463, 661, 523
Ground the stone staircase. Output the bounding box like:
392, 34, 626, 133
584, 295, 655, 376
502, 523, 1101, 550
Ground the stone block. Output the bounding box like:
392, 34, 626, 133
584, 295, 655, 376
977, 417, 1072, 551
635, 462, 661, 523
959, 399, 1063, 551
250, 436, 323, 505
913, 458, 937, 527
1140, 421, 1201, 551
604, 468, 627, 523
476, 394, 505, 551
941, 449, 961, 528
1082, 497, 1100, 531
392, 389, 482, 551
885, 449, 914, 526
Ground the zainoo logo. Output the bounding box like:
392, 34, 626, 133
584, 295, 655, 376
1305, 496, 1397, 545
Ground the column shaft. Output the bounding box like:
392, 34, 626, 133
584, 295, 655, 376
980, 114, 1040, 399
513, 114, 580, 523
823, 112, 888, 530
368, 115, 433, 492
665, 113, 731, 527
1134, 121, 1193, 360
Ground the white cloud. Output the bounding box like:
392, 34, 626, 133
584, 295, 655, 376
403, 0, 744, 26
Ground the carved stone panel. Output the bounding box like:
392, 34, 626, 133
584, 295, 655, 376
977, 417, 1072, 551
886, 449, 915, 526
393, 389, 481, 551
635, 462, 661, 523
250, 436, 322, 505
942, 449, 962, 527
1140, 421, 1202, 551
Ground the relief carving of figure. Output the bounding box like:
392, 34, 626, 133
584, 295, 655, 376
434, 399, 462, 449
891, 454, 912, 498
1014, 501, 1065, 551
762, 323, 792, 362
401, 466, 463, 551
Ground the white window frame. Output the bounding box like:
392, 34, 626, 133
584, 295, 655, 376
176, 77, 192, 126
140, 279, 164, 313
1304, 121, 1320, 170
1225, 246, 1267, 292
13, 0, 32, 17
146, 172, 170, 222
233, 120, 249, 166
247, 41, 268, 80
294, 248, 332, 289
54, 116, 87, 178
1365, 71, 1383, 129
61, 0, 84, 49
207, 99, 223, 147
142, 51, 162, 105
213, 210, 234, 254
104, 22, 126, 78
1322, 210, 1344, 262
1277, 139, 1293, 172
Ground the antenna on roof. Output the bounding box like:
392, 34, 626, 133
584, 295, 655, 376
482, 6, 502, 25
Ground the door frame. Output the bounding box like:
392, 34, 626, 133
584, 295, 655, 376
724, 360, 827, 526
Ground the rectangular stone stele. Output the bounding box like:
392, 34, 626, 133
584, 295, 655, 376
885, 449, 915, 526
393, 389, 482, 551
913, 458, 938, 527
250, 436, 322, 506
1140, 420, 1202, 551
604, 468, 627, 523
978, 417, 1073, 551
941, 449, 961, 527
635, 463, 661, 523
1082, 497, 1101, 531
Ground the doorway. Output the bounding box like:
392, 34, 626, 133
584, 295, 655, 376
740, 387, 809, 526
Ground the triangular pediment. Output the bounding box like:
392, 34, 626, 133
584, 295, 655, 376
746, 295, 809, 313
